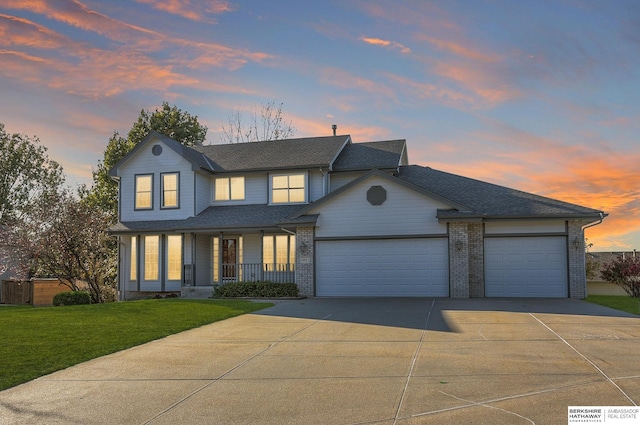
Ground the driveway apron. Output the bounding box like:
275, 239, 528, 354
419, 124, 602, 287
0, 298, 638, 425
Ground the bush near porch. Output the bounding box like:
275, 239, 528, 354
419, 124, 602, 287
213, 281, 299, 298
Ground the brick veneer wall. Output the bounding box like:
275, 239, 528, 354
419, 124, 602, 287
295, 226, 314, 297
568, 220, 587, 299
468, 223, 484, 297
449, 222, 470, 298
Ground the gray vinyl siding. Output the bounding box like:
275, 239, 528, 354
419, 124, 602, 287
194, 172, 211, 215
329, 171, 369, 192
308, 169, 326, 201
484, 220, 567, 235
308, 175, 449, 238
119, 141, 195, 222
242, 233, 262, 264
195, 235, 211, 286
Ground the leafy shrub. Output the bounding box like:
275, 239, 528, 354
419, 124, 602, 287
53, 291, 92, 306
212, 281, 299, 298
601, 256, 640, 298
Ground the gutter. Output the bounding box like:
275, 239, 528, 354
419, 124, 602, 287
582, 212, 606, 231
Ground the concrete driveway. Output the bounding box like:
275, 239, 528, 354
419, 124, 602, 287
1, 298, 639, 425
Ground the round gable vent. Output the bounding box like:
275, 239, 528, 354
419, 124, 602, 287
367, 185, 387, 206
152, 144, 163, 156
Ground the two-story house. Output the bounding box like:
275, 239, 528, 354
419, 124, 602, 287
109, 131, 606, 300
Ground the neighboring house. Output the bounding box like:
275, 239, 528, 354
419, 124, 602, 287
587, 251, 638, 280
109, 131, 606, 299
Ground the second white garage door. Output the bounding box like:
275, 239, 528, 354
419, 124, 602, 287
484, 236, 568, 297
316, 238, 449, 297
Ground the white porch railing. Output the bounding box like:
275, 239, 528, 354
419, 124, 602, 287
221, 263, 295, 284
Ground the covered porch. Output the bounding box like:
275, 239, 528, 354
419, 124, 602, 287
113, 204, 316, 299
182, 231, 297, 289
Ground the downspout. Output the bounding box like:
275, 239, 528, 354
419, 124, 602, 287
319, 168, 327, 196
579, 212, 605, 298
119, 239, 126, 301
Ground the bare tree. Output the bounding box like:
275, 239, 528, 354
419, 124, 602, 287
221, 101, 296, 143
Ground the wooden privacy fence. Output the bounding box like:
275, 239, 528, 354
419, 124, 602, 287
1, 279, 73, 306
1, 280, 32, 305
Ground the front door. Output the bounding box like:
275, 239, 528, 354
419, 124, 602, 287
222, 238, 237, 279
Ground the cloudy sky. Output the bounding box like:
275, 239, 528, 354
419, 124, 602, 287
1, 0, 638, 251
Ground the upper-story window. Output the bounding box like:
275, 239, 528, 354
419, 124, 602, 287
161, 172, 179, 209
215, 177, 245, 201
271, 173, 306, 204
135, 174, 153, 210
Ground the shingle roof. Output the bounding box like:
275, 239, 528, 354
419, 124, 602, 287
109, 204, 317, 233
396, 165, 605, 219
332, 140, 407, 171
191, 135, 350, 172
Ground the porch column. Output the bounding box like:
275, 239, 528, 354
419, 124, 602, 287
295, 226, 314, 297
218, 232, 224, 285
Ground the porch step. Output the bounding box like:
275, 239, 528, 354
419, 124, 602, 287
181, 286, 214, 299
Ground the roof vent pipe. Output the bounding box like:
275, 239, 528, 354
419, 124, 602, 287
332, 124, 337, 136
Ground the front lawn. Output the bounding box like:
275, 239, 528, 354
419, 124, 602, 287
0, 299, 272, 391
586, 295, 640, 316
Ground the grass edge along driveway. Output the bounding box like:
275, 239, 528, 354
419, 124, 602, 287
0, 299, 272, 391
586, 294, 640, 316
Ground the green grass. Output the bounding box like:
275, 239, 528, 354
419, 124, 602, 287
0, 299, 272, 391
586, 295, 640, 316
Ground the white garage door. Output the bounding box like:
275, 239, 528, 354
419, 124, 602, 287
485, 237, 568, 297
316, 238, 449, 297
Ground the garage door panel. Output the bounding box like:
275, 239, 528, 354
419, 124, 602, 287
485, 237, 567, 297
316, 239, 448, 297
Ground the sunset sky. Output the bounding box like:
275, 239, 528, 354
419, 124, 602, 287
1, 1, 638, 251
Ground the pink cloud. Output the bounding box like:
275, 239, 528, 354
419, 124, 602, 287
360, 36, 411, 54
432, 61, 519, 106
3, 0, 159, 44
135, 0, 235, 22
318, 67, 397, 102
383, 72, 476, 108
0, 5, 272, 99
0, 13, 68, 49
418, 35, 500, 63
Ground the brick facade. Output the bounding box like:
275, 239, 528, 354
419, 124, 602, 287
468, 223, 484, 297
295, 226, 314, 297
567, 220, 587, 299
448, 222, 470, 298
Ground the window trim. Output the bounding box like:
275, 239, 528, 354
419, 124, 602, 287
214, 176, 245, 201
270, 172, 307, 204
161, 172, 180, 209
134, 174, 154, 210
